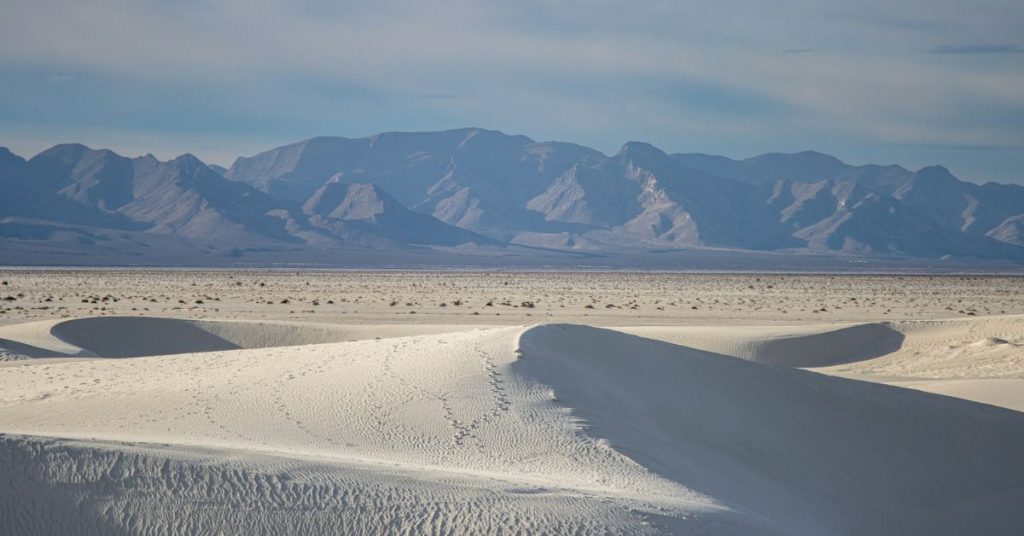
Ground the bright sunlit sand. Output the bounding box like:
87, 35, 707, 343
2, 270, 1023, 535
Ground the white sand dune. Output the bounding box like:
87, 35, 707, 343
888, 378, 1024, 413
0, 316, 483, 359
624, 315, 1024, 411
829, 316, 1024, 379
817, 316, 1024, 412
518, 325, 1024, 534
636, 315, 1024, 378
2, 320, 1024, 534
0, 318, 100, 359
622, 322, 905, 367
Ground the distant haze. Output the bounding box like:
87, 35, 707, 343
0, 1, 1021, 185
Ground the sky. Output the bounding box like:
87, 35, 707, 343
1, 0, 1022, 184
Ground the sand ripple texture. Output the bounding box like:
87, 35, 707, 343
1, 317, 1023, 535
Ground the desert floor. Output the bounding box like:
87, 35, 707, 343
1, 269, 1023, 535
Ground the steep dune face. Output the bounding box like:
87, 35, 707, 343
735, 321, 904, 367
51, 316, 241, 357
0, 317, 480, 358
624, 322, 905, 367
517, 325, 1024, 535
2, 323, 1023, 534
821, 316, 1024, 380
624, 316, 1024, 411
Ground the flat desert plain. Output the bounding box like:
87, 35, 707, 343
2, 269, 1024, 535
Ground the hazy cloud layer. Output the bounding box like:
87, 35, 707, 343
1, 0, 1021, 183
929, 44, 1024, 54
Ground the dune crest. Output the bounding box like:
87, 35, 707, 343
0, 317, 483, 358
2, 322, 1023, 534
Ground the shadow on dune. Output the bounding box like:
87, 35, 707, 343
744, 322, 905, 367
43, 317, 363, 358
0, 337, 56, 359
51, 317, 240, 358
4, 316, 484, 359
513, 324, 1024, 536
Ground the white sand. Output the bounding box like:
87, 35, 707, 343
622, 315, 1024, 412
2, 271, 1024, 534
4, 270, 1024, 327
0, 317, 482, 358
1, 312, 1023, 534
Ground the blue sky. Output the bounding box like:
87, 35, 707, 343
1, 0, 1022, 184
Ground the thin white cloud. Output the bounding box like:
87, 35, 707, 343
0, 0, 1021, 179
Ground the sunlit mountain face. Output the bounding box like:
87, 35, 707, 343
2, 128, 1023, 267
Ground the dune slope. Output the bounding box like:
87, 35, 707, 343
519, 325, 1024, 535
1, 321, 1022, 534
623, 315, 1024, 411
0, 316, 483, 358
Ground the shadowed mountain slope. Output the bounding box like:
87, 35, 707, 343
2, 129, 1023, 264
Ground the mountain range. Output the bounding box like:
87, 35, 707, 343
2, 128, 1023, 268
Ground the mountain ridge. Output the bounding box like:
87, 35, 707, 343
2, 129, 1023, 266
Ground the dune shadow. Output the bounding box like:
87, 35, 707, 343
0, 337, 60, 359
746, 323, 905, 368
512, 324, 1024, 535
18, 316, 457, 359
51, 317, 240, 358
